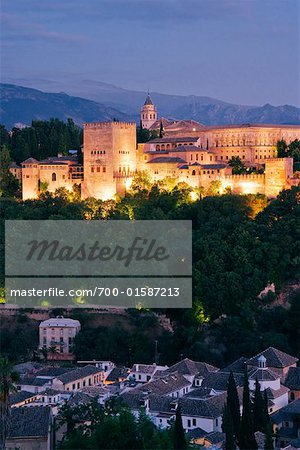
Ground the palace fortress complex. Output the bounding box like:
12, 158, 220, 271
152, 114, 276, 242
17, 94, 300, 201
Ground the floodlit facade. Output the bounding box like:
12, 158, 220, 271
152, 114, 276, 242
39, 316, 81, 356
16, 94, 300, 201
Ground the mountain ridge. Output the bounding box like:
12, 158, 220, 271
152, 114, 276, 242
0, 82, 299, 129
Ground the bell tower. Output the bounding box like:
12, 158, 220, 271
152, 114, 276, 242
140, 92, 157, 129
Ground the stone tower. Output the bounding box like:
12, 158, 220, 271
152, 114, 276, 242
140, 93, 157, 129
81, 121, 137, 200
265, 157, 293, 197
21, 157, 39, 200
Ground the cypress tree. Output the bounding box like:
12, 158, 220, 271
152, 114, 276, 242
222, 403, 236, 450
227, 372, 240, 438
264, 424, 274, 450
263, 390, 270, 429
239, 371, 257, 450
253, 378, 265, 432
159, 120, 164, 138
173, 404, 187, 450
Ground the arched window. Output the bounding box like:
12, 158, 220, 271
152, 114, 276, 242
52, 173, 56, 181
192, 170, 196, 175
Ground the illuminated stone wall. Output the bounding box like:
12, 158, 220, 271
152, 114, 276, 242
21, 161, 39, 200
81, 121, 136, 200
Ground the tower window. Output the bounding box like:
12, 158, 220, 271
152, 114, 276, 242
52, 173, 56, 181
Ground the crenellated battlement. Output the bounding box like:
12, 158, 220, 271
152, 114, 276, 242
225, 173, 265, 180
83, 121, 136, 129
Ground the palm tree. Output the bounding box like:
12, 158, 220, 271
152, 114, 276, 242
0, 357, 19, 450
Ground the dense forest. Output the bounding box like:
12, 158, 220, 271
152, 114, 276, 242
1, 177, 299, 367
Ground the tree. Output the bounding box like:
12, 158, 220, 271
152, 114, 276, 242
0, 357, 19, 450
264, 424, 274, 450
253, 378, 265, 432
227, 372, 240, 438
239, 371, 257, 449
0, 145, 19, 198
228, 156, 247, 174
222, 403, 236, 450
173, 404, 187, 450
276, 139, 288, 158
159, 120, 164, 138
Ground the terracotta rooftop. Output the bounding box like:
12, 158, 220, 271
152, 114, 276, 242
246, 347, 298, 368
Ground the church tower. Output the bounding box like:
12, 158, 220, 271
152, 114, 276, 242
140, 92, 157, 129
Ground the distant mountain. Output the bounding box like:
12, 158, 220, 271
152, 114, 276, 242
0, 82, 299, 129
0, 84, 129, 129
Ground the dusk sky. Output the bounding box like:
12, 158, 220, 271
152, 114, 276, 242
1, 0, 299, 106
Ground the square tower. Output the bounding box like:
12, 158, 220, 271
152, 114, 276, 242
81, 121, 137, 200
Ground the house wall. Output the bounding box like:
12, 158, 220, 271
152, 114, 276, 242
5, 436, 50, 450
52, 371, 102, 391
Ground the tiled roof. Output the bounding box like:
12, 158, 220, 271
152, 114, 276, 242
56, 365, 100, 384
165, 358, 218, 377
9, 162, 21, 168
131, 364, 157, 374
42, 388, 64, 396
206, 123, 300, 130
170, 145, 208, 152
19, 377, 50, 387
105, 366, 129, 382
134, 372, 191, 396
150, 137, 199, 144
248, 367, 279, 382
147, 157, 186, 164
39, 317, 80, 328
9, 390, 38, 406
186, 427, 207, 439
201, 372, 244, 391
36, 366, 72, 378
221, 357, 247, 374
179, 393, 227, 418
246, 347, 298, 368
68, 391, 93, 406
204, 431, 225, 444
271, 398, 300, 424
21, 157, 38, 164
264, 385, 289, 399
144, 94, 154, 106
200, 163, 227, 169
7, 406, 51, 438
122, 390, 226, 418
184, 387, 215, 399
284, 367, 300, 390
13, 362, 43, 375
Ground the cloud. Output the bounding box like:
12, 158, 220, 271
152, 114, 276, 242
2, 0, 248, 26
1, 12, 89, 43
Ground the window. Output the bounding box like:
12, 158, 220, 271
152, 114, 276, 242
52, 173, 56, 181
192, 419, 196, 426
103, 167, 106, 173
187, 419, 191, 428
91, 167, 94, 173
97, 167, 100, 172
